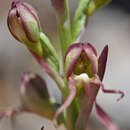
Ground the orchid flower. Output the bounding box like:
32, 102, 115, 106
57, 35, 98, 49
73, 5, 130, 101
0, 72, 64, 125
54, 43, 124, 130
1, 0, 125, 130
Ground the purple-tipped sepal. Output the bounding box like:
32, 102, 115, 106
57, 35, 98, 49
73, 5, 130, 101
98, 45, 108, 81
95, 103, 119, 130
7, 1, 41, 43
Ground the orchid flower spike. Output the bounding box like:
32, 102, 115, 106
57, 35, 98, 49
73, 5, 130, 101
54, 43, 124, 130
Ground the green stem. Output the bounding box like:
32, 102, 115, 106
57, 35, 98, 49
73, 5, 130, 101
56, 0, 72, 59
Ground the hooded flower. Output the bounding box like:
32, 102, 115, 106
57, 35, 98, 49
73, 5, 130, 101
0, 72, 60, 123
20, 72, 58, 120
54, 43, 124, 130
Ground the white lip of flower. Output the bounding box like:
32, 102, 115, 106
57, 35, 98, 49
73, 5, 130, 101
73, 73, 90, 83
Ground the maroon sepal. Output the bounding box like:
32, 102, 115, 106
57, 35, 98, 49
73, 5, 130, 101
98, 45, 108, 81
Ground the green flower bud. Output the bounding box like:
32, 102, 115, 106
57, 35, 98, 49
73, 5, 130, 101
7, 1, 41, 44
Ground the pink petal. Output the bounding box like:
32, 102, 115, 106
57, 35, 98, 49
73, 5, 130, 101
98, 45, 108, 81
95, 103, 119, 130
90, 75, 124, 101
53, 78, 76, 122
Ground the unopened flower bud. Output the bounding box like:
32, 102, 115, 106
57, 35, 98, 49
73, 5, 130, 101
7, 1, 41, 44
20, 72, 55, 119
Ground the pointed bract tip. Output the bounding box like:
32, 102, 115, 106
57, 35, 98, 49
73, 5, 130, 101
98, 45, 108, 81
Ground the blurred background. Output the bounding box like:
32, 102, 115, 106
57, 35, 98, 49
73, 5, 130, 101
0, 0, 130, 130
